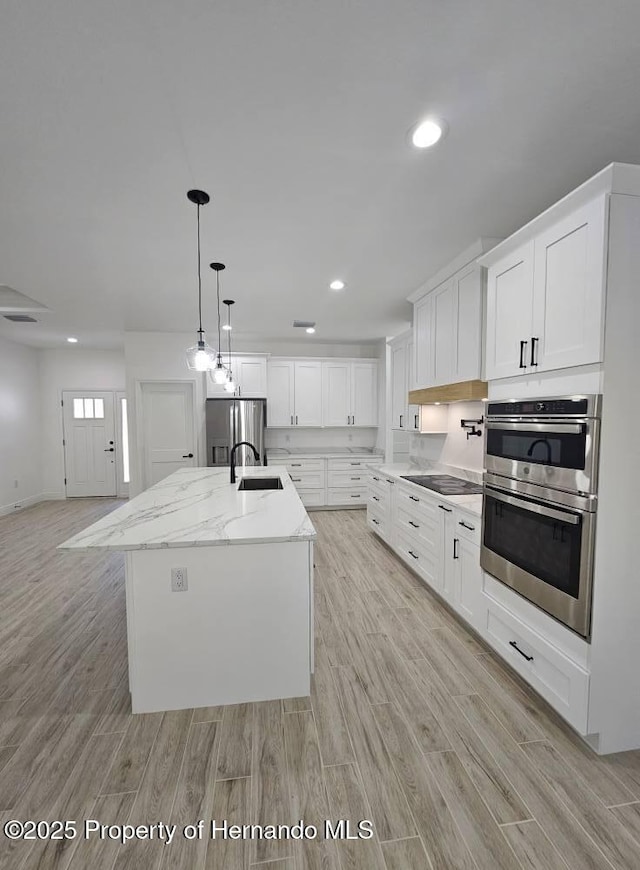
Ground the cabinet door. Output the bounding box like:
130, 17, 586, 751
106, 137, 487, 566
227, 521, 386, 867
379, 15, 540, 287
431, 280, 456, 386
351, 362, 378, 427
267, 361, 294, 427
453, 537, 481, 630
407, 339, 420, 431
235, 357, 267, 397
294, 361, 323, 426
485, 241, 535, 380
322, 362, 351, 427
532, 196, 607, 373
438, 506, 455, 601
390, 342, 407, 430
454, 265, 483, 382
413, 294, 433, 388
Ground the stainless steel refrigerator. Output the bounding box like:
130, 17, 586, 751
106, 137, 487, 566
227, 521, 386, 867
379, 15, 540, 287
205, 398, 267, 469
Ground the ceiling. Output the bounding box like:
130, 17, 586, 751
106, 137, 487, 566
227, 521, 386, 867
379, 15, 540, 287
2, 0, 640, 350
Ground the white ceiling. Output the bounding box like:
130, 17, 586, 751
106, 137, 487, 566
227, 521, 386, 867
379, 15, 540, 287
2, 0, 640, 349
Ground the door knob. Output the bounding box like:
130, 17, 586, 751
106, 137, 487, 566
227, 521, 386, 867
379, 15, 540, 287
182, 453, 194, 458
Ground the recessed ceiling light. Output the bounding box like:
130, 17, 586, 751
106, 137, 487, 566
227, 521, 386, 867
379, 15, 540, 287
410, 118, 447, 148
306, 327, 316, 334
329, 280, 345, 291
67, 337, 78, 343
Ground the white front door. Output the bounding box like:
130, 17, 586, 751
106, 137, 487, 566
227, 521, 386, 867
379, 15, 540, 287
63, 391, 117, 497
140, 381, 196, 489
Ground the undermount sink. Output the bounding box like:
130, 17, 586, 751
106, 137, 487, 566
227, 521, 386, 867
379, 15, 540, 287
238, 477, 283, 491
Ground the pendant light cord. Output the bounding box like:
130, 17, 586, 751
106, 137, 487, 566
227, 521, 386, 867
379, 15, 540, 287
216, 271, 222, 361
197, 204, 203, 338
227, 305, 232, 370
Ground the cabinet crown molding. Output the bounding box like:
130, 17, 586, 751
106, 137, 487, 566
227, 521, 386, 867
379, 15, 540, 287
407, 237, 503, 303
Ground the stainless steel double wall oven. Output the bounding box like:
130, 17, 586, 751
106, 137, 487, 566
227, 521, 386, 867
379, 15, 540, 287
481, 395, 601, 637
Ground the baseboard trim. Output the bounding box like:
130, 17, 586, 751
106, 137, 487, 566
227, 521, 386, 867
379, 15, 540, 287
0, 492, 66, 518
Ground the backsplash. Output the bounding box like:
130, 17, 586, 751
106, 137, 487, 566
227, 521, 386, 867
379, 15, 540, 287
409, 401, 485, 472
266, 427, 378, 450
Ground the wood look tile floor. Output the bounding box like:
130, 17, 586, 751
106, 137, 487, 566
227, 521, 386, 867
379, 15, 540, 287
1, 500, 640, 869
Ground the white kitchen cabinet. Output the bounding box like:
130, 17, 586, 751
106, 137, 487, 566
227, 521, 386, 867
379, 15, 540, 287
267, 360, 322, 427
452, 513, 482, 631
207, 355, 267, 398
407, 339, 420, 432
454, 265, 484, 382
413, 294, 433, 389
485, 197, 607, 380
431, 279, 456, 386
389, 332, 410, 431
322, 360, 378, 427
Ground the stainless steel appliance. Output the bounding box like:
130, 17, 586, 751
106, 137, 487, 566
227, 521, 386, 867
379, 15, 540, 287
481, 395, 602, 638
206, 398, 267, 469
400, 475, 483, 495
485, 394, 601, 495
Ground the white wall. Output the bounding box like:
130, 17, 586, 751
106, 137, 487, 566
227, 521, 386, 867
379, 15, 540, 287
0, 336, 43, 514
266, 428, 377, 449
410, 401, 485, 472
39, 348, 125, 498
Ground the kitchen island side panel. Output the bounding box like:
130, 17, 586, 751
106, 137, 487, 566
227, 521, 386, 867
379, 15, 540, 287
126, 540, 312, 713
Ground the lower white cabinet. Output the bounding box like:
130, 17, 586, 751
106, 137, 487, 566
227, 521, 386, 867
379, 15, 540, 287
270, 455, 373, 508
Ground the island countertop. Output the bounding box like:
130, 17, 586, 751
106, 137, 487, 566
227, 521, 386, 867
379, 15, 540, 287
59, 467, 317, 551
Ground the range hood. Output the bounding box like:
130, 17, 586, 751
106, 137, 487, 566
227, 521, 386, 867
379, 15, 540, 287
408, 379, 488, 405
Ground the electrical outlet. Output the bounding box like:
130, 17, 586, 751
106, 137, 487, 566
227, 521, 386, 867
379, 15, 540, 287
171, 567, 188, 592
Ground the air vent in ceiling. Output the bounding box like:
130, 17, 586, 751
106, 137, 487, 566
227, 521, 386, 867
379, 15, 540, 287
293, 320, 316, 329
4, 314, 37, 322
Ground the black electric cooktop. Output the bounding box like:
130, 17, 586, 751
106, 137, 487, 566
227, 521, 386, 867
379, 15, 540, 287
400, 474, 483, 495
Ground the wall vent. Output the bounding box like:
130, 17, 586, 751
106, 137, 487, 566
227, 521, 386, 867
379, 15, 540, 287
3, 314, 37, 322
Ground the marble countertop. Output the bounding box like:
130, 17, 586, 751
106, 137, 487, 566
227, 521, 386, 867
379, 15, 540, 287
267, 446, 381, 458
368, 461, 483, 518
59, 467, 317, 552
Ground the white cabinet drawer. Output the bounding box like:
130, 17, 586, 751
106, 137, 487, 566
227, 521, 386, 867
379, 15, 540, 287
288, 469, 325, 489
328, 468, 368, 488
394, 484, 439, 523
453, 510, 481, 547
297, 489, 325, 508
395, 529, 439, 588
367, 503, 388, 538
328, 457, 371, 471
395, 504, 439, 552
480, 596, 590, 733
327, 487, 367, 506
268, 457, 324, 472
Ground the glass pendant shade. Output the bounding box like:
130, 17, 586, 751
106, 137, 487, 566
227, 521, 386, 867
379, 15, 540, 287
212, 355, 228, 383
186, 339, 216, 371
223, 375, 236, 393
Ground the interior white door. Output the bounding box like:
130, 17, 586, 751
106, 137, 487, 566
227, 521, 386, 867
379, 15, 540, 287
293, 361, 323, 426
140, 382, 196, 489
267, 361, 295, 426
485, 241, 535, 380
351, 362, 378, 427
532, 197, 607, 373
63, 391, 116, 497
322, 362, 351, 427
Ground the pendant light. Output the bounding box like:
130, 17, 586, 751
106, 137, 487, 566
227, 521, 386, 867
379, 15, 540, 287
185, 190, 216, 371
209, 262, 229, 384
223, 299, 235, 393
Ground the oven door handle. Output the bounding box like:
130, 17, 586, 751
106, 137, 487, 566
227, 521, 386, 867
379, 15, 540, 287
485, 487, 581, 525
486, 421, 585, 434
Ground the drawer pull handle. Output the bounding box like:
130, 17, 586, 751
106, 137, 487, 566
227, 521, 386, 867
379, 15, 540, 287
372, 518, 379, 525
459, 521, 476, 531
291, 463, 302, 467
453, 538, 459, 559
373, 476, 380, 481
350, 462, 361, 466
386, 479, 395, 485
408, 550, 419, 560
509, 640, 534, 662
408, 521, 419, 528
409, 495, 419, 502
350, 477, 361, 480
351, 494, 361, 499
372, 496, 380, 501
292, 478, 302, 482
438, 504, 452, 513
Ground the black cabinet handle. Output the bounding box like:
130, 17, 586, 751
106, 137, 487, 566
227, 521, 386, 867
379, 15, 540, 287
414, 414, 419, 430
399, 414, 403, 428
350, 462, 361, 466
291, 463, 302, 467
350, 494, 361, 498
386, 479, 395, 485
519, 340, 527, 369
372, 518, 379, 525
408, 550, 419, 560
296, 415, 298, 425
372, 496, 380, 501
373, 476, 380, 481
292, 478, 302, 482
104, 448, 115, 452
459, 521, 475, 531
453, 538, 459, 559
182, 453, 194, 458
530, 337, 539, 366
408, 521, 419, 528
438, 504, 452, 513
509, 640, 534, 662
409, 495, 419, 502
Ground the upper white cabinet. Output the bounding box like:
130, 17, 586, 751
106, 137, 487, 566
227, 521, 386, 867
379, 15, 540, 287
322, 361, 377, 427
207, 354, 268, 398
411, 239, 499, 390
484, 196, 608, 379
267, 357, 377, 428
267, 360, 322, 427
389, 333, 409, 431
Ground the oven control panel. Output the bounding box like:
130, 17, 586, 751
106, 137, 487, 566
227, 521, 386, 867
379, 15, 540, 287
487, 396, 596, 417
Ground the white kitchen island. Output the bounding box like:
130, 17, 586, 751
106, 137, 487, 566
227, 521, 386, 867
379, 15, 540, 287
60, 467, 316, 713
